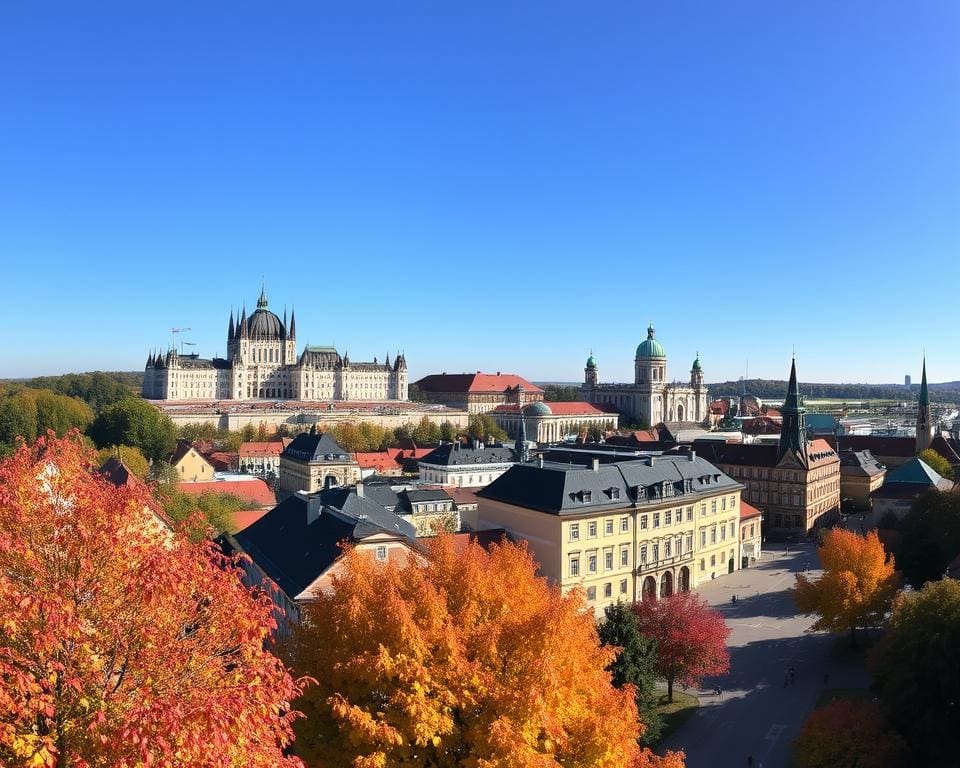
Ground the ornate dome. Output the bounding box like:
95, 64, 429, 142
524, 401, 552, 416
635, 324, 666, 359
586, 352, 597, 370
246, 288, 286, 339
692, 355, 702, 371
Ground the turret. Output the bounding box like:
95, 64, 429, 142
584, 351, 598, 388
691, 353, 704, 388
777, 358, 808, 466
238, 305, 248, 338
228, 309, 235, 341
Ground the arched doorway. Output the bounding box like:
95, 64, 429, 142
677, 403, 685, 421
659, 571, 673, 598
642, 576, 657, 601
678, 566, 690, 592
728, 558, 735, 574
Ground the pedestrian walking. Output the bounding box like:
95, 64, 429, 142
788, 666, 796, 684
716, 686, 722, 699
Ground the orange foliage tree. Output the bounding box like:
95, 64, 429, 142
290, 536, 685, 768
793, 699, 909, 768
0, 433, 304, 768
794, 529, 900, 645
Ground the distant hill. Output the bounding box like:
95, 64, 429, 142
708, 379, 960, 403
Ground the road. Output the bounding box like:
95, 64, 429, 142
660, 542, 869, 768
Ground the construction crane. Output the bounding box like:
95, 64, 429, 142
170, 327, 192, 353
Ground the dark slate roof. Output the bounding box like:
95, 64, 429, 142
419, 443, 518, 467
359, 477, 402, 509
231, 489, 415, 598
169, 439, 200, 466
833, 435, 915, 458
478, 455, 741, 516
282, 431, 353, 463
692, 440, 781, 468
839, 449, 886, 477
395, 488, 455, 514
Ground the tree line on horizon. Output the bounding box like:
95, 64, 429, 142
709, 378, 960, 403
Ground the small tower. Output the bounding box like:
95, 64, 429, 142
916, 358, 932, 454
777, 358, 808, 466
584, 351, 598, 389
690, 353, 704, 389
515, 399, 529, 463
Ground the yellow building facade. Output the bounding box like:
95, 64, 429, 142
474, 454, 743, 615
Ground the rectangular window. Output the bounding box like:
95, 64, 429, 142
605, 550, 614, 571
640, 515, 648, 530
620, 516, 629, 532
722, 497, 727, 511
686, 506, 694, 521
665, 509, 672, 526
569, 557, 580, 577
588, 521, 598, 538
605, 518, 614, 536
721, 525, 726, 541
686, 532, 693, 552
588, 552, 597, 573
620, 579, 628, 595
700, 529, 706, 547
653, 512, 660, 528
620, 546, 629, 567
710, 554, 716, 566
730, 494, 737, 508
700, 503, 707, 517
652, 543, 660, 562
611, 488, 620, 500
603, 582, 612, 598
664, 539, 671, 557
640, 545, 647, 564
375, 545, 387, 561
570, 523, 580, 541
586, 586, 597, 601
711, 499, 717, 514
583, 491, 592, 502
730, 522, 736, 539
711, 527, 717, 544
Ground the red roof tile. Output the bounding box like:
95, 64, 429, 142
177, 479, 276, 507
416, 372, 543, 394
239, 441, 289, 458
739, 501, 763, 521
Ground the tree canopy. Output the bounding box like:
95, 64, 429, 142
918, 448, 954, 480
0, 432, 304, 767
794, 529, 900, 645
466, 413, 507, 443
869, 579, 960, 765
88, 397, 177, 462
290, 536, 684, 768
597, 602, 662, 746
892, 489, 960, 588
792, 699, 908, 768
632, 592, 730, 703
0, 388, 94, 454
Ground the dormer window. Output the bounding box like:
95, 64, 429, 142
636, 486, 646, 500
582, 491, 593, 503
610, 487, 620, 500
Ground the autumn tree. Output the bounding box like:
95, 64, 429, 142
794, 529, 900, 645
290, 536, 684, 768
439, 420, 458, 442
466, 413, 507, 443
792, 699, 909, 768
632, 591, 730, 703
918, 448, 954, 480
597, 602, 662, 745
0, 433, 304, 767
411, 415, 441, 445
88, 397, 177, 462
96, 444, 150, 479
869, 579, 960, 764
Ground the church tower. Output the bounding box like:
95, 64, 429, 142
916, 357, 932, 453
584, 352, 598, 389
690, 354, 705, 422
777, 358, 808, 466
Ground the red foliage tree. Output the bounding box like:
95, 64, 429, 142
0, 432, 304, 767
793, 699, 909, 768
632, 591, 730, 702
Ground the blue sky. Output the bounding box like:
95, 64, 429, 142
2, 2, 957, 384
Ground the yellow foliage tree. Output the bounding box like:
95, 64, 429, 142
290, 536, 684, 768
794, 529, 900, 645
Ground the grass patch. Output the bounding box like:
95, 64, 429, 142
656, 691, 699, 741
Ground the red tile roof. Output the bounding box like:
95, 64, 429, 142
352, 452, 402, 472
416, 372, 543, 394
239, 440, 291, 458
177, 479, 276, 507
491, 402, 616, 416
233, 508, 270, 532
739, 501, 763, 521
207, 451, 238, 471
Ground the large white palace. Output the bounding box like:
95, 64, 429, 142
142, 288, 408, 402
581, 324, 707, 426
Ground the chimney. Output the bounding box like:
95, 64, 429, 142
689, 450, 696, 462
306, 496, 323, 525
592, 458, 600, 472
356, 483, 365, 498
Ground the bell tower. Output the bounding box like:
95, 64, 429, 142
584, 351, 598, 389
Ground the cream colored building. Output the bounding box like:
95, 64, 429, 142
491, 401, 619, 443
143, 287, 408, 402
169, 440, 215, 482
473, 453, 743, 615
417, 443, 518, 488
278, 429, 361, 496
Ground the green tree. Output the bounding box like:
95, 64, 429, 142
895, 489, 960, 588
240, 423, 257, 442
439, 421, 458, 442
597, 602, 662, 746
543, 385, 581, 402
96, 444, 150, 479
411, 416, 441, 445
466, 413, 507, 443
0, 391, 38, 450
870, 579, 960, 765
158, 488, 260, 536
88, 397, 177, 462
33, 390, 94, 436
918, 448, 954, 480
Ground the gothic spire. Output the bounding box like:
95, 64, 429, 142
228, 309, 235, 340
257, 283, 268, 309
289, 307, 296, 338
239, 304, 247, 338
916, 356, 932, 453
777, 357, 808, 465
919, 357, 929, 407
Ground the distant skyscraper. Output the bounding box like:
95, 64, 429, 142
904, 374, 912, 387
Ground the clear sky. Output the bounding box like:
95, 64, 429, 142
2, 2, 958, 384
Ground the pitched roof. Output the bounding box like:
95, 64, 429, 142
739, 500, 763, 521
883, 457, 949, 487
833, 435, 916, 458
177, 478, 276, 507
415, 372, 543, 395
169, 439, 202, 466
239, 440, 291, 458
98, 457, 174, 530
419, 443, 518, 467
231, 490, 416, 598
352, 452, 403, 473
281, 431, 353, 463
839, 449, 886, 478
478, 455, 740, 516
395, 488, 455, 514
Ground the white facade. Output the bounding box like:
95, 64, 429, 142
582, 325, 708, 426
143, 288, 408, 402
419, 460, 515, 488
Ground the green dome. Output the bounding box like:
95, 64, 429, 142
524, 401, 552, 416
635, 324, 666, 359
692, 355, 702, 371
586, 353, 597, 370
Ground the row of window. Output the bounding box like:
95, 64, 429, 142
569, 516, 631, 541
585, 580, 629, 602
569, 533, 697, 576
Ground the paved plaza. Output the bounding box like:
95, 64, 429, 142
661, 542, 869, 768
